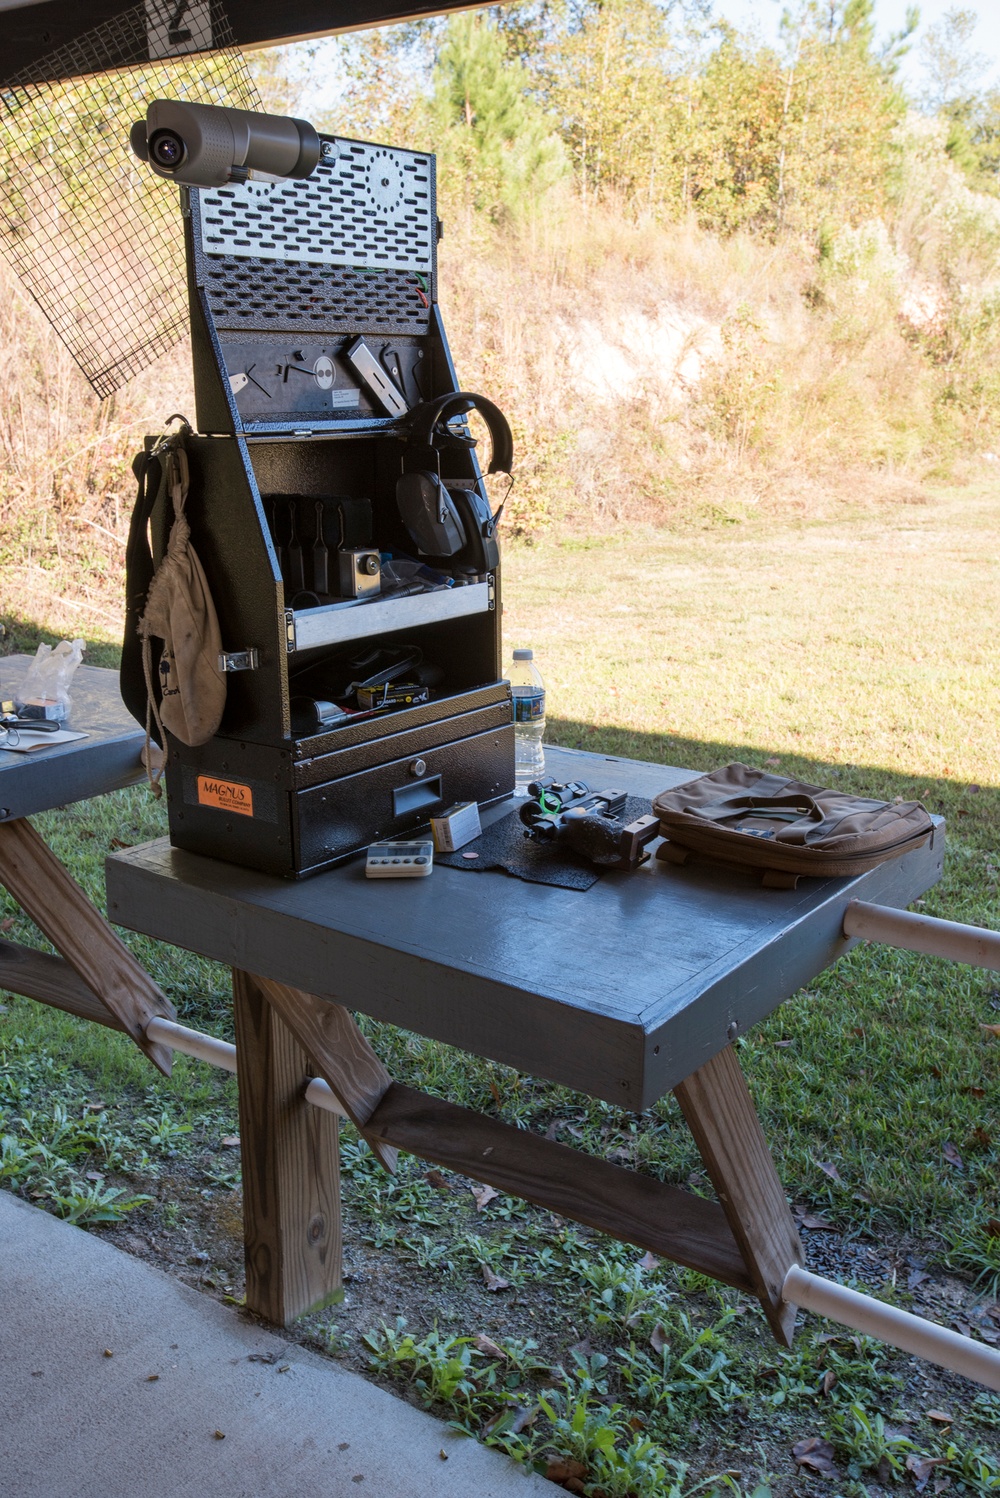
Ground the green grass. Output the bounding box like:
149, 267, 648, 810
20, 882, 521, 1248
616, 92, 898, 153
2, 483, 1000, 1491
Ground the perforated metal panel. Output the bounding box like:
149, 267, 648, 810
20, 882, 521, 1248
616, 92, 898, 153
199, 139, 435, 272
202, 258, 431, 335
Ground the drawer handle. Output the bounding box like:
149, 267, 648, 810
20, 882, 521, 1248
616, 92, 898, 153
393, 775, 443, 817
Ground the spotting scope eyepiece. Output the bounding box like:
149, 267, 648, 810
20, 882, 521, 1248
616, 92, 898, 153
129, 100, 321, 188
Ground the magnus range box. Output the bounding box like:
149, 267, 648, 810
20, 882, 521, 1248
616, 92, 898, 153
143, 134, 515, 877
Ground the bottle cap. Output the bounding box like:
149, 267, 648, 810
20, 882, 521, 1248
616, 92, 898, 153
512, 648, 533, 660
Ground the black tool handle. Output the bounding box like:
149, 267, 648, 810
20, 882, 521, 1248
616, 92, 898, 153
286, 497, 305, 592
312, 500, 329, 595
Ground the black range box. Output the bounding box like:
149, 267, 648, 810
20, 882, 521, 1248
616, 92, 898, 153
144, 133, 515, 876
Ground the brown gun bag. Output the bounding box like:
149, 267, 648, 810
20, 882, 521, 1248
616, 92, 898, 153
652, 763, 935, 882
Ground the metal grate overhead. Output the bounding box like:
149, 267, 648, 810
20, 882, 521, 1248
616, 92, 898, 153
0, 0, 261, 398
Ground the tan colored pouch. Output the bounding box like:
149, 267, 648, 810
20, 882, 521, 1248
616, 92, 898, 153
653, 763, 935, 881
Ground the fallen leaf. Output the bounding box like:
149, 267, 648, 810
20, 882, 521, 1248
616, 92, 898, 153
801, 1213, 837, 1231
481, 1264, 510, 1292
907, 1454, 949, 1492
567, 1338, 591, 1360
544, 1119, 563, 1141
638, 1250, 659, 1272
933, 1479, 952, 1495
108, 837, 133, 851
988, 1218, 1000, 1237
220, 1136, 240, 1149
473, 1184, 499, 1212
931, 1065, 943, 1079
509, 1405, 536, 1435
488, 1079, 502, 1107
628, 1414, 646, 1432
877, 1456, 893, 1485
0, 917, 14, 933
425, 1169, 449, 1189
926, 1409, 954, 1424
817, 1161, 843, 1183
942, 1141, 964, 1169
851, 1026, 866, 1037
981, 1024, 1000, 1038
774, 1039, 794, 1048
765, 757, 781, 767
971, 1126, 992, 1149
85, 1102, 107, 1113
821, 1369, 837, 1396
792, 1435, 837, 1476
472, 1334, 506, 1361
908, 1269, 931, 1290
964, 1086, 986, 1098
649, 1322, 669, 1355
545, 1457, 588, 1483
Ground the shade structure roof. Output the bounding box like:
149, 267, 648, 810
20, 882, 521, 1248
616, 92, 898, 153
0, 0, 478, 82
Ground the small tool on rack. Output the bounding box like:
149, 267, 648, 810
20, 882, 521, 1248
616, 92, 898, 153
285, 497, 305, 592
312, 499, 329, 596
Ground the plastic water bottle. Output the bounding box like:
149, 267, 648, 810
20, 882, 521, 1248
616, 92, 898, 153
507, 647, 545, 795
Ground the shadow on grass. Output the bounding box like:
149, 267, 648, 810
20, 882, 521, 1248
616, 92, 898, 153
548, 716, 1000, 854
0, 612, 121, 670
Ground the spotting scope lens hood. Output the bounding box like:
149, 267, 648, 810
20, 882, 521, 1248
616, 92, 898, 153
130, 100, 321, 189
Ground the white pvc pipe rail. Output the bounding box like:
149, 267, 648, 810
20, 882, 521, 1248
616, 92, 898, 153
142, 1005, 1000, 1392
844, 899, 1000, 970
784, 1266, 1000, 1391
146, 1016, 238, 1072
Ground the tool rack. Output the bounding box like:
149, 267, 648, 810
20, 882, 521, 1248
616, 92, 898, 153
152, 135, 514, 876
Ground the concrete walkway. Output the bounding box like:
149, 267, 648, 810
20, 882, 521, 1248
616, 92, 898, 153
0, 1190, 550, 1498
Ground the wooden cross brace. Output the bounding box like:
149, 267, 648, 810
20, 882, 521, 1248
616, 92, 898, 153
233, 971, 802, 1341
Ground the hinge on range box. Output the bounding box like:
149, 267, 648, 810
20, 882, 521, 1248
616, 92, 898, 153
285, 611, 296, 653
218, 648, 259, 673
488, 575, 496, 611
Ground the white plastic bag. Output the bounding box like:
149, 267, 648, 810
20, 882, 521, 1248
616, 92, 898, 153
16, 638, 86, 722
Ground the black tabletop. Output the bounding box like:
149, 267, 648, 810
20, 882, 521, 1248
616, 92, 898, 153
106, 745, 944, 1108
0, 656, 145, 821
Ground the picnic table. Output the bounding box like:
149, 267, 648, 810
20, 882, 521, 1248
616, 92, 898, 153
104, 742, 943, 1343
0, 655, 178, 1074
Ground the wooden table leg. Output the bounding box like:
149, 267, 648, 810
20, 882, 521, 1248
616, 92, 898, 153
233, 969, 342, 1325
674, 1043, 803, 1346
0, 817, 176, 1075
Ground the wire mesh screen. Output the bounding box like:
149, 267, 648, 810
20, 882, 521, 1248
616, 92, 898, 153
0, 1, 261, 398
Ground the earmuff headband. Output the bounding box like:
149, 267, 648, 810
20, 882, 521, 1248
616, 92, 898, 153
404, 391, 514, 475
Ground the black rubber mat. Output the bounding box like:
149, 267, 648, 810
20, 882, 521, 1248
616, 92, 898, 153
435, 796, 653, 890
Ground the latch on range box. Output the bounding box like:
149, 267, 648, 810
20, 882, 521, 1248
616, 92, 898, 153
217, 649, 259, 673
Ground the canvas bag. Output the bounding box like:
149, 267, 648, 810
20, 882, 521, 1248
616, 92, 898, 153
125, 428, 226, 791
653, 763, 935, 880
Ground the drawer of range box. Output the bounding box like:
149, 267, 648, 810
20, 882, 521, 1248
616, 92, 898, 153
292, 720, 514, 874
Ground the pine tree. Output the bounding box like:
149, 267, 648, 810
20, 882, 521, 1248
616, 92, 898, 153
431, 12, 567, 219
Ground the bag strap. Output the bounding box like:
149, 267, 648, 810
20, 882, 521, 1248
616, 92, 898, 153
685, 794, 824, 827
120, 444, 165, 738
120, 418, 191, 767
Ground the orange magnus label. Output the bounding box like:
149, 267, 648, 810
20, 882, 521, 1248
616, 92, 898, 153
197, 775, 254, 817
